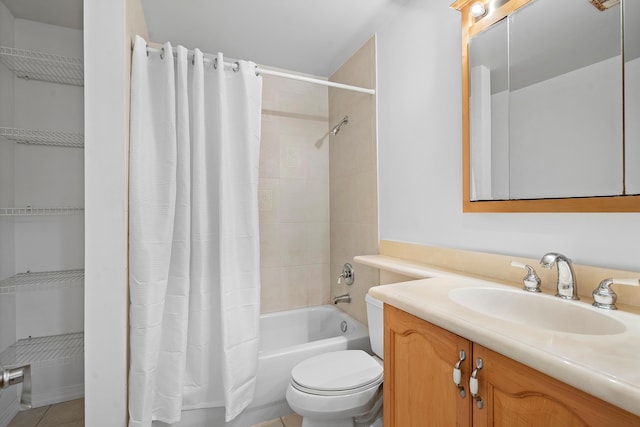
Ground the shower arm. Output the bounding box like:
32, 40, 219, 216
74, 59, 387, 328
330, 116, 349, 136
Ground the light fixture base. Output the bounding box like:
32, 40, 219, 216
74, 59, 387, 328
470, 1, 487, 18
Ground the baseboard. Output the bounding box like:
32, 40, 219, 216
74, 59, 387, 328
30, 383, 84, 408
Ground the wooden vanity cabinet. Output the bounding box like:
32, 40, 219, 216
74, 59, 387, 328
384, 304, 472, 426
384, 304, 640, 427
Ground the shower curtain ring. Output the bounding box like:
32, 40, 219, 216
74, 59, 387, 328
233, 61, 240, 72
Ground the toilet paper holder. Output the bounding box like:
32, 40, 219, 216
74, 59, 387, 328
0, 363, 32, 408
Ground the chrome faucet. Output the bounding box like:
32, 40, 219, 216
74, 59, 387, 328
337, 263, 355, 286
333, 293, 351, 304
540, 252, 579, 300
592, 278, 640, 310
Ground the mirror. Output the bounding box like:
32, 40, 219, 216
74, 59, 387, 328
626, 0, 640, 194
453, 0, 640, 212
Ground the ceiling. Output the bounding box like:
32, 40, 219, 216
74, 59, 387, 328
140, 0, 408, 77
0, 0, 407, 77
1, 0, 82, 29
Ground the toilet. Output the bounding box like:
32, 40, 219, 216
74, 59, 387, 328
286, 294, 384, 427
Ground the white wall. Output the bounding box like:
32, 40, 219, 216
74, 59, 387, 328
376, 0, 640, 272
84, 0, 129, 425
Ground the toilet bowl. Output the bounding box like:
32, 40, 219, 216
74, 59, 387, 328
285, 294, 384, 427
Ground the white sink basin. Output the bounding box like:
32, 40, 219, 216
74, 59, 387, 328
448, 287, 626, 335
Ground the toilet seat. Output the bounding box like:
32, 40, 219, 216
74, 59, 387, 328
290, 350, 383, 396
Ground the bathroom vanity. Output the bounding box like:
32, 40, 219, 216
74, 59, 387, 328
383, 304, 638, 426
369, 278, 640, 426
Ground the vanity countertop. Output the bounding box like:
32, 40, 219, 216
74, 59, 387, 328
354, 254, 474, 280
368, 277, 640, 417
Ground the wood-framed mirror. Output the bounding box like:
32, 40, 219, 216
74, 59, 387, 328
452, 0, 640, 212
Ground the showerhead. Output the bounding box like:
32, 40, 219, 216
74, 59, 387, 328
330, 116, 349, 136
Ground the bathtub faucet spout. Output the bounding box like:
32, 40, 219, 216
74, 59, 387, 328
333, 293, 351, 304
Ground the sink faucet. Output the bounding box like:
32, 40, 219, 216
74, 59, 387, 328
540, 252, 579, 300
333, 293, 351, 304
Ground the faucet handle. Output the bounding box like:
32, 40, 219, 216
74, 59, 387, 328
592, 278, 640, 310
511, 261, 542, 293
337, 263, 355, 286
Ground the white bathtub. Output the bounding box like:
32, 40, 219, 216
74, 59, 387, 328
154, 305, 371, 427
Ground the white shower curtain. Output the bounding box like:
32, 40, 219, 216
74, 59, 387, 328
128, 35, 262, 426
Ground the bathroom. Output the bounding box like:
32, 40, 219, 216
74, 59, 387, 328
2, 0, 640, 426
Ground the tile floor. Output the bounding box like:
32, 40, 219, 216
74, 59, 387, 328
251, 413, 302, 427
8, 399, 84, 427
8, 399, 299, 427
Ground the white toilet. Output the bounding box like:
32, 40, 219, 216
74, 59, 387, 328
286, 294, 384, 427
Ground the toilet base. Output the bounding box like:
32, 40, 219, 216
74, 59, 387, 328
300, 415, 382, 427
301, 418, 355, 427
293, 386, 383, 427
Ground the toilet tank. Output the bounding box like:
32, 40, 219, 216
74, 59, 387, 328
365, 293, 384, 359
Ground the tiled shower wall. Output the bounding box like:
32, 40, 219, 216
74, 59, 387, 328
258, 72, 330, 313
329, 37, 380, 325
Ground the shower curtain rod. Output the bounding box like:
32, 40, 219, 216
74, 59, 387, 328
145, 45, 375, 95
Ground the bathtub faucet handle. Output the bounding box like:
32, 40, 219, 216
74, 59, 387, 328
337, 263, 355, 286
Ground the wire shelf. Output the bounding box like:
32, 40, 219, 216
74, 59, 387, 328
0, 127, 84, 148
0, 269, 84, 294
0, 207, 84, 216
0, 332, 84, 368
0, 46, 83, 86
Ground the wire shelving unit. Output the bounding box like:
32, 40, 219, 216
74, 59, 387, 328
0, 332, 84, 368
0, 46, 83, 86
0, 127, 84, 148
0, 207, 84, 216
0, 269, 84, 294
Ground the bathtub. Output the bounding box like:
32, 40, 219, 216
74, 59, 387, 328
155, 304, 371, 427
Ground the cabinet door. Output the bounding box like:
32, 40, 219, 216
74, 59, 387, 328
384, 304, 472, 427
472, 344, 640, 427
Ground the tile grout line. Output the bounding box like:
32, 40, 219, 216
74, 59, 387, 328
34, 405, 52, 427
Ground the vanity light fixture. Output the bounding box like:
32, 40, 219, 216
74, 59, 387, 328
470, 1, 487, 17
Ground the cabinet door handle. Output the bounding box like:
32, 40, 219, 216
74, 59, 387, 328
452, 349, 466, 398
469, 357, 483, 409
